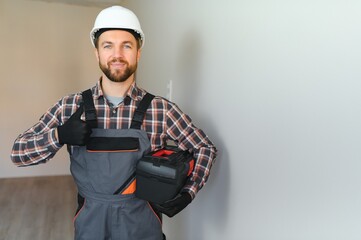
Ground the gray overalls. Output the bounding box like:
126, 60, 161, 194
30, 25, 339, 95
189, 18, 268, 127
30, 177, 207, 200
70, 89, 164, 240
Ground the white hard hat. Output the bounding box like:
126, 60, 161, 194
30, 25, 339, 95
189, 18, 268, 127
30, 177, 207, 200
90, 6, 145, 48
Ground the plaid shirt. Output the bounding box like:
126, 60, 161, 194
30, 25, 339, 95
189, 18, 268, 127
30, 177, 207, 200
11, 81, 217, 198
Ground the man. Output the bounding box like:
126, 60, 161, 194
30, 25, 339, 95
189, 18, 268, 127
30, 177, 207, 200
11, 5, 216, 240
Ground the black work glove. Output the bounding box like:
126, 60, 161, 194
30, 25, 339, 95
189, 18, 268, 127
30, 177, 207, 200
57, 104, 92, 146
153, 192, 192, 218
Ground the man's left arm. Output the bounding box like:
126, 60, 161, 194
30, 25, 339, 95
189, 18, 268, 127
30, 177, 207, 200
166, 103, 217, 199
155, 102, 217, 217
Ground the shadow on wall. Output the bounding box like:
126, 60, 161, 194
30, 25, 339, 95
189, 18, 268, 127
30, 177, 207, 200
166, 29, 231, 240
172, 29, 202, 116
192, 139, 230, 240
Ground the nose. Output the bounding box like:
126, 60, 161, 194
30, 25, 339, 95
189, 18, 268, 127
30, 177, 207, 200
113, 46, 124, 58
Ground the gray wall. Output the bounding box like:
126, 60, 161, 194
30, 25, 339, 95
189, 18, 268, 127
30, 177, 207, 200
125, 1, 361, 240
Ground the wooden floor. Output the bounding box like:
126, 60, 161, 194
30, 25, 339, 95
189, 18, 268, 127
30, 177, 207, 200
0, 175, 77, 240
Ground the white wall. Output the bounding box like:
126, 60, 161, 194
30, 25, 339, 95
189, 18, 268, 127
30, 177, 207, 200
0, 0, 101, 178
124, 1, 361, 240
2, 0, 361, 239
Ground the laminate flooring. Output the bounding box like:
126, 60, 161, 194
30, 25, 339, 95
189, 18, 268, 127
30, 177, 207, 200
0, 175, 77, 240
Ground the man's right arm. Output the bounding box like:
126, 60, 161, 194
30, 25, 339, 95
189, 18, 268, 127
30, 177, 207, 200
11, 99, 65, 166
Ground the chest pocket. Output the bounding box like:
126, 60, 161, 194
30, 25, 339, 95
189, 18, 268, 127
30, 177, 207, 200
86, 137, 139, 153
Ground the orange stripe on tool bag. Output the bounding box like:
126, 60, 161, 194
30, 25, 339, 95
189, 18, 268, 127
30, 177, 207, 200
114, 172, 137, 195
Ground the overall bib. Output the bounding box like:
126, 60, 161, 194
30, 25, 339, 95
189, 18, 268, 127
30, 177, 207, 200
70, 90, 163, 240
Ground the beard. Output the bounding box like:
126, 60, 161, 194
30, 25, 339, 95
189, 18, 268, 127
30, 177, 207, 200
99, 58, 137, 83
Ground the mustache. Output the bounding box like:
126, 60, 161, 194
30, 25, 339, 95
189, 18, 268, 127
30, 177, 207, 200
110, 58, 128, 64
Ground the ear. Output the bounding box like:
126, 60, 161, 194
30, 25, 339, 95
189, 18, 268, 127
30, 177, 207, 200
94, 48, 100, 63
137, 48, 142, 63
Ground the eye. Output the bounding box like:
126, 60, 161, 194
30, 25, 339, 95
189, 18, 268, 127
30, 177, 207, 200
103, 44, 112, 49
124, 44, 132, 49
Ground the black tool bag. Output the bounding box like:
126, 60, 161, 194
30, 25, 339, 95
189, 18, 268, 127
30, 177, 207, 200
135, 146, 194, 204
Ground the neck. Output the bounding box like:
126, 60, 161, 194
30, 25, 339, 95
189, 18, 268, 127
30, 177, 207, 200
101, 75, 134, 97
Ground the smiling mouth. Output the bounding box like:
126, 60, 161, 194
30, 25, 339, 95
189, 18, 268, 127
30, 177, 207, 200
110, 61, 126, 68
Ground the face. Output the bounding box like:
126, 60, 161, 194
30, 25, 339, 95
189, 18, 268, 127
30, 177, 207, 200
95, 30, 141, 83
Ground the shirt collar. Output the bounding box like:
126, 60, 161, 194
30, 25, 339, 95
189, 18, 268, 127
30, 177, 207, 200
94, 79, 103, 99
94, 79, 145, 101
126, 81, 144, 101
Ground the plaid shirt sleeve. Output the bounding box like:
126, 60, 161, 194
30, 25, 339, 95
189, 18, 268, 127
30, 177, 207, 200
10, 95, 80, 166
165, 102, 217, 199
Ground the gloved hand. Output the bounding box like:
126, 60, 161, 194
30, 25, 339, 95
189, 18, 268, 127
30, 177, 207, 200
57, 104, 92, 146
153, 192, 192, 218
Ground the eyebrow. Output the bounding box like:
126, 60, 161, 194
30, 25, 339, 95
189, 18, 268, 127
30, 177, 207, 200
101, 41, 113, 46
122, 41, 135, 46
100, 41, 135, 46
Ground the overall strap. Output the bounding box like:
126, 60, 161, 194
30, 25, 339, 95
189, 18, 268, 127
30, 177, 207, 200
81, 89, 98, 129
130, 93, 155, 129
